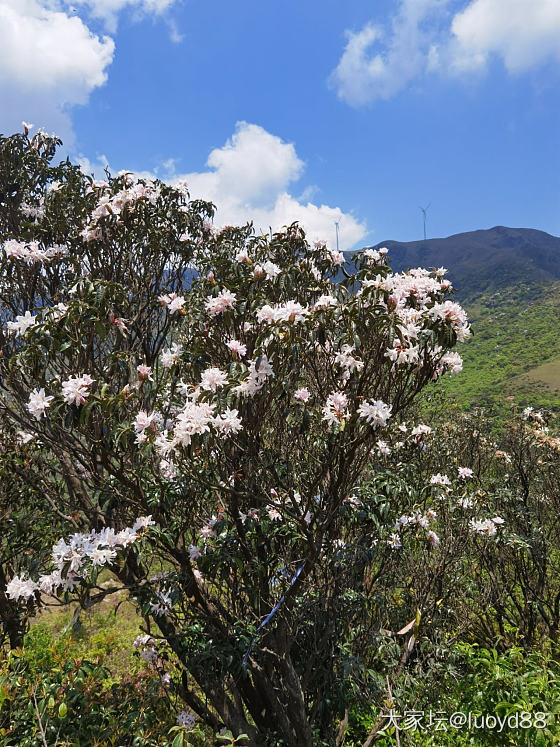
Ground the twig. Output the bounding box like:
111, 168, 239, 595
31, 688, 49, 747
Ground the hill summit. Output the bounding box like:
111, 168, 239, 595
367, 226, 560, 300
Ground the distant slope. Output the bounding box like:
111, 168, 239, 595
368, 226, 560, 301
435, 281, 560, 410
357, 227, 560, 410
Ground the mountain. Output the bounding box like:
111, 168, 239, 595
367, 226, 560, 301
360, 227, 560, 410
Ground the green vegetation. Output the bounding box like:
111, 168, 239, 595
2, 129, 560, 745
435, 280, 560, 410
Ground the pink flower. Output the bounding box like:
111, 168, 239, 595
427, 530, 440, 547
458, 467, 473, 479
159, 293, 186, 314
205, 288, 236, 316
27, 388, 54, 420
294, 387, 311, 403
226, 339, 247, 357
200, 367, 228, 392
137, 364, 153, 381
61, 374, 95, 406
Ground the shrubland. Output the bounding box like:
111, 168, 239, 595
0, 128, 558, 746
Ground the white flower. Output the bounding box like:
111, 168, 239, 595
89, 547, 117, 566
133, 515, 156, 531
312, 294, 338, 311
268, 507, 282, 521
458, 467, 473, 479
213, 408, 243, 435
189, 544, 202, 561
158, 292, 186, 314
256, 304, 277, 324
364, 248, 381, 263
329, 250, 345, 265
16, 431, 35, 444
411, 424, 432, 437
7, 311, 37, 336
27, 388, 54, 420
262, 260, 281, 279
377, 440, 391, 456
205, 288, 236, 316
161, 343, 182, 368
294, 387, 311, 403
226, 339, 247, 357
322, 391, 349, 426
134, 411, 155, 442
61, 374, 94, 406
6, 575, 38, 601
235, 249, 250, 262
427, 530, 440, 547
173, 402, 215, 445
200, 367, 228, 392
470, 517, 501, 536
430, 473, 451, 488
357, 399, 392, 428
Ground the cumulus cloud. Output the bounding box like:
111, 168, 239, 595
0, 0, 181, 142
179, 123, 366, 250
0, 0, 114, 141
331, 0, 560, 106
329, 0, 448, 106
94, 123, 366, 250
450, 0, 560, 73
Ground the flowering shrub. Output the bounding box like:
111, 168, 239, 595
0, 128, 469, 744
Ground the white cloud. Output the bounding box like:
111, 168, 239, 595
0, 0, 182, 142
330, 0, 448, 106
0, 0, 114, 143
179, 123, 366, 250
450, 0, 560, 73
67, 0, 179, 34
98, 123, 366, 250
331, 0, 560, 106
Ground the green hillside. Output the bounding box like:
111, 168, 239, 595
359, 226, 560, 411
435, 280, 560, 410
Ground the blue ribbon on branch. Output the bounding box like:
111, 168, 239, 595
241, 560, 306, 668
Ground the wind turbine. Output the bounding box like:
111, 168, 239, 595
419, 203, 431, 241
334, 220, 340, 253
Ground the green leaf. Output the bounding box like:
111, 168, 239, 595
58, 701, 67, 718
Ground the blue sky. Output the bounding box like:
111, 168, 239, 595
1, 0, 559, 248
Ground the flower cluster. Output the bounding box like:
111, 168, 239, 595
6, 311, 37, 337
233, 356, 275, 397
256, 301, 309, 325
6, 517, 155, 602
357, 399, 392, 428
205, 288, 237, 316
62, 374, 95, 406
159, 292, 186, 314
393, 509, 440, 549
470, 516, 504, 536
80, 180, 160, 241
3, 239, 68, 265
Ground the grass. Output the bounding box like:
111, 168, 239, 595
433, 280, 560, 411
30, 590, 147, 682
514, 357, 560, 392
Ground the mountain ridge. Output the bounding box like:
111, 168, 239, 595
363, 226, 560, 301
